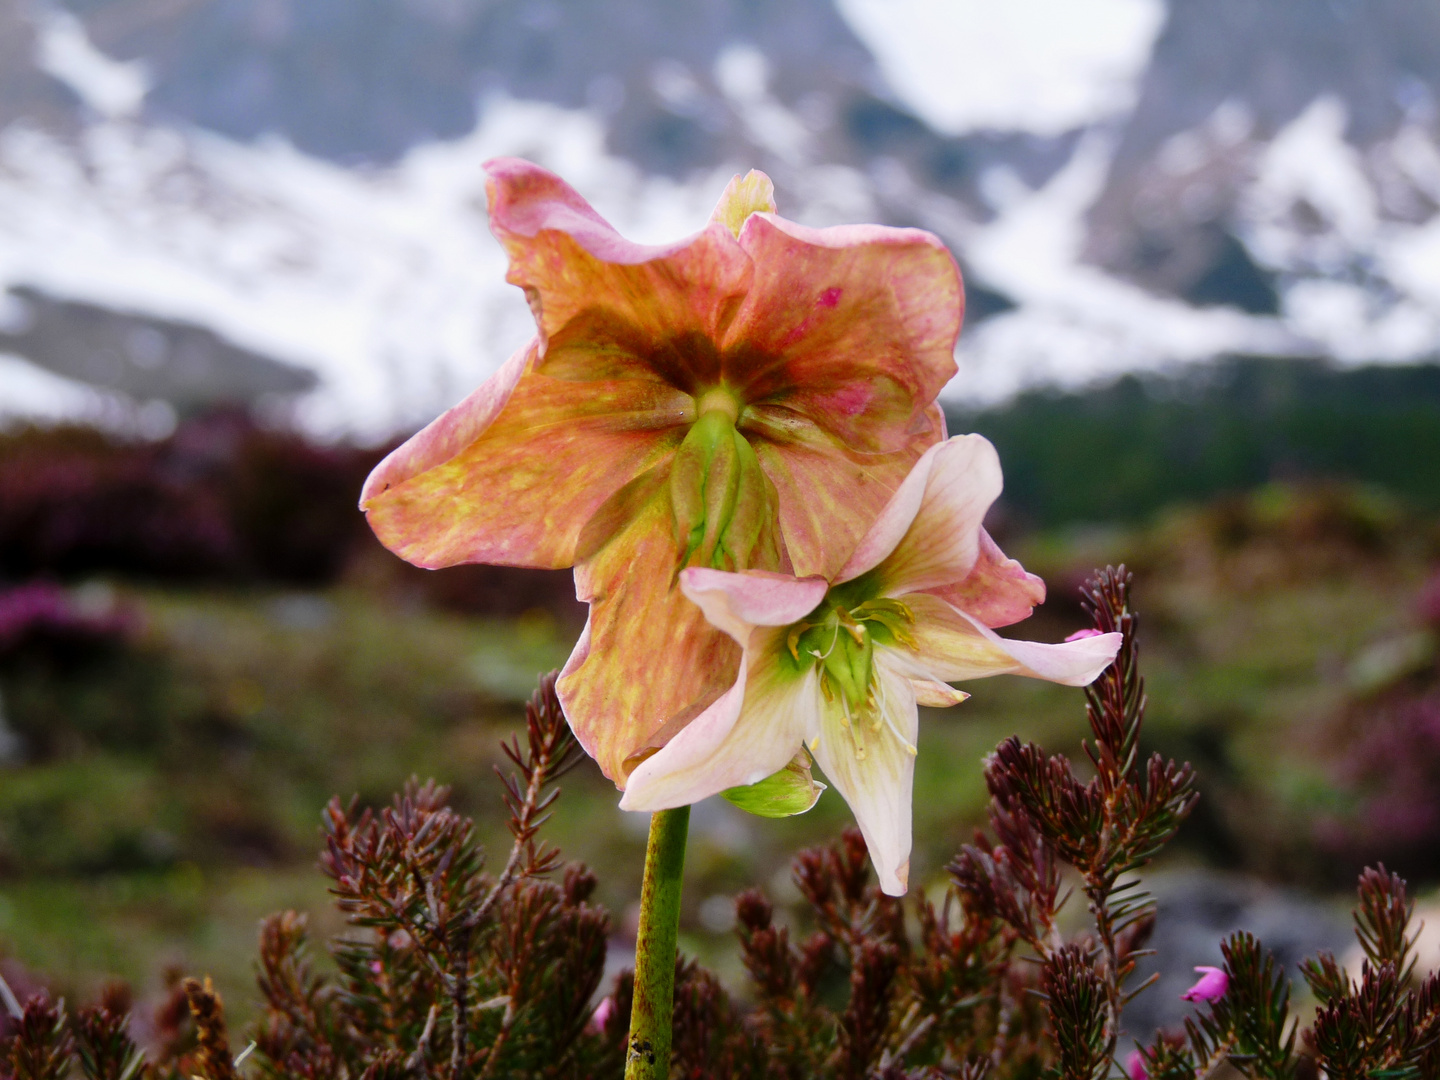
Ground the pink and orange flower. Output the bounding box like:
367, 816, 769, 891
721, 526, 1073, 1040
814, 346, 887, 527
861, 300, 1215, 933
620, 435, 1122, 894
362, 160, 963, 783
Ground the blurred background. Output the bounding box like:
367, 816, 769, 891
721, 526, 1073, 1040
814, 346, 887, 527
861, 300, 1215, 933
1, 0, 1439, 1040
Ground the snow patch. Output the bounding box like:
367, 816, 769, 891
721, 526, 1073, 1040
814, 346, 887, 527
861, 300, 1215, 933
835, 0, 1165, 136
32, 7, 149, 119
0, 100, 747, 438
949, 136, 1301, 403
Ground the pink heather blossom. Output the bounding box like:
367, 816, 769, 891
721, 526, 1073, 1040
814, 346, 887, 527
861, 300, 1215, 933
588, 996, 615, 1034
1181, 966, 1229, 1002
1065, 628, 1104, 641
1125, 1049, 1148, 1080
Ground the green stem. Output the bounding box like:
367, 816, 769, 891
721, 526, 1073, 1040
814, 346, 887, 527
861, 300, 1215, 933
624, 805, 690, 1080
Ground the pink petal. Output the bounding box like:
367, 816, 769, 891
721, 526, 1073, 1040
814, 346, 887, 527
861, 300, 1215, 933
836, 435, 1003, 594
620, 631, 817, 811
1065, 628, 1104, 641
1181, 966, 1229, 1002
722, 213, 961, 454
362, 342, 686, 569
1125, 1050, 1148, 1080
905, 594, 1122, 687
925, 528, 1046, 628
809, 655, 919, 896
484, 158, 753, 364
679, 567, 828, 643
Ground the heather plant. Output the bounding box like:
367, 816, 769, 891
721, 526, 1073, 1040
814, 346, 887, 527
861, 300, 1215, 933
5, 567, 1436, 1079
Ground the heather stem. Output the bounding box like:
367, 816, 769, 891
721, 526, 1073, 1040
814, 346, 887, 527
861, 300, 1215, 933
625, 805, 690, 1080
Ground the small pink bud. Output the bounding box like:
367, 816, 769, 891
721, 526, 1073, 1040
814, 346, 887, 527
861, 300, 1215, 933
589, 996, 615, 1034
1125, 1049, 1147, 1080
1181, 965, 1229, 1002
370, 961, 383, 975
1065, 628, 1104, 641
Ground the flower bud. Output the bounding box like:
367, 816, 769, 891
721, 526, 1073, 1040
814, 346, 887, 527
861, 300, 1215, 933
670, 404, 776, 571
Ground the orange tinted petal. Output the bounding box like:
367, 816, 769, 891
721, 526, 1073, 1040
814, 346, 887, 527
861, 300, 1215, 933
750, 402, 945, 579
558, 483, 741, 784
484, 158, 752, 382
722, 213, 961, 451
362, 343, 687, 569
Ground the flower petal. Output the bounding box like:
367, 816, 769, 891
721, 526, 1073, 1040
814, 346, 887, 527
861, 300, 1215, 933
905, 593, 1122, 686
679, 566, 828, 643
750, 401, 945, 579
709, 170, 777, 238
925, 529, 1046, 628
361, 343, 686, 569
559, 482, 740, 784
911, 678, 969, 707
485, 158, 752, 376
837, 434, 1003, 594
810, 655, 918, 895
620, 629, 816, 811
722, 213, 961, 453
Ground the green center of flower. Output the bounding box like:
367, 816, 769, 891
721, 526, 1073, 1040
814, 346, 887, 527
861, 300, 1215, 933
785, 592, 918, 761
669, 387, 775, 572
693, 386, 741, 425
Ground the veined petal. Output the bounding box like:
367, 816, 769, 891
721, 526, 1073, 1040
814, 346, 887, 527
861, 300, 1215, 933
559, 483, 740, 784
485, 158, 752, 375
620, 628, 817, 811
679, 567, 828, 643
925, 529, 1046, 628
837, 434, 1002, 594
810, 655, 919, 896
911, 678, 969, 707
362, 343, 686, 569
905, 593, 1121, 686
750, 401, 944, 579
722, 214, 961, 453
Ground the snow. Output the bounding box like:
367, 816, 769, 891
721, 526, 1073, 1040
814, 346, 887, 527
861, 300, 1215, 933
0, 102, 738, 439
32, 8, 149, 119
834, 0, 1165, 136
1238, 100, 1440, 364
949, 136, 1301, 403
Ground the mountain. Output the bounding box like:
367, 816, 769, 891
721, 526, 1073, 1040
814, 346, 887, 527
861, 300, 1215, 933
0, 0, 1436, 437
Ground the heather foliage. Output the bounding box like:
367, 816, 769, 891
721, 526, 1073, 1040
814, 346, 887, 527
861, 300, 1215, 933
2, 571, 1438, 1079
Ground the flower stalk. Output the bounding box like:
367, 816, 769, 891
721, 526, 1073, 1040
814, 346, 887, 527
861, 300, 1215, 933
625, 805, 691, 1079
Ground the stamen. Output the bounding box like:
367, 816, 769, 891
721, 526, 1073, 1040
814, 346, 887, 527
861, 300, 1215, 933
841, 695, 866, 760
880, 706, 917, 756
810, 621, 842, 661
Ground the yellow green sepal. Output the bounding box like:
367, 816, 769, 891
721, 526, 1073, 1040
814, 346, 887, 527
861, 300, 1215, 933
721, 749, 825, 818
670, 397, 776, 572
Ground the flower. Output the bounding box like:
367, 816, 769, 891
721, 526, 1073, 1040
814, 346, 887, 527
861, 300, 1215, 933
361, 160, 961, 784
618, 435, 1122, 894
1124, 1050, 1148, 1080
588, 996, 615, 1034
1181, 966, 1229, 1002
